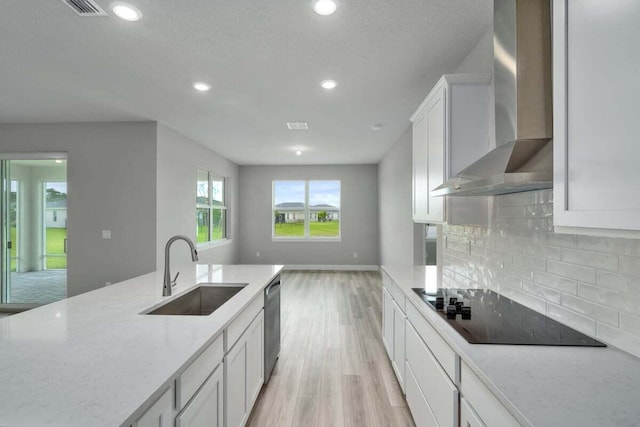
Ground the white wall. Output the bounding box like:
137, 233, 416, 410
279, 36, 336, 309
156, 124, 239, 268
0, 122, 158, 296
378, 128, 416, 266
238, 165, 379, 267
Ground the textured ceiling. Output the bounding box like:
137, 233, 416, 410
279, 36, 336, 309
0, 0, 492, 164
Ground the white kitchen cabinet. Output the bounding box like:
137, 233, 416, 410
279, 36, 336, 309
225, 310, 264, 427
411, 74, 492, 224
460, 397, 486, 427
382, 286, 406, 391
553, 0, 640, 234
135, 387, 172, 427
176, 363, 224, 427
382, 288, 395, 357
405, 362, 438, 427
405, 322, 458, 427
460, 362, 520, 427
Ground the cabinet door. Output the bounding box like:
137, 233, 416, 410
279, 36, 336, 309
176, 364, 224, 427
382, 288, 395, 359
246, 311, 264, 411
391, 300, 405, 391
225, 338, 247, 427
412, 112, 429, 222
554, 0, 640, 232
135, 388, 172, 427
405, 361, 438, 427
460, 397, 486, 427
425, 85, 446, 223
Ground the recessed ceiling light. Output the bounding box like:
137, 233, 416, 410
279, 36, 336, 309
287, 122, 309, 130
371, 124, 383, 131
321, 79, 337, 90
296, 150, 302, 156
313, 0, 337, 16
193, 82, 212, 92
110, 2, 142, 21
55, 160, 63, 164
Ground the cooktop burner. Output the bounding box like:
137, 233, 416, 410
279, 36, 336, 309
412, 288, 606, 346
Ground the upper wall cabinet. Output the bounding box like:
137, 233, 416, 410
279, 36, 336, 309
411, 74, 492, 224
554, 0, 640, 234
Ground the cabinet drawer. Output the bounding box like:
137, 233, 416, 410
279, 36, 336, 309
226, 294, 263, 351
461, 362, 521, 427
382, 272, 405, 313
176, 363, 224, 427
176, 334, 224, 410
405, 361, 438, 427
135, 387, 172, 427
406, 322, 458, 427
406, 300, 458, 382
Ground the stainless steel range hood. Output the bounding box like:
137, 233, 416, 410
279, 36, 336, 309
433, 0, 552, 197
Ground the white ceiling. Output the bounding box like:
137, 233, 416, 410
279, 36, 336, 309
0, 0, 492, 165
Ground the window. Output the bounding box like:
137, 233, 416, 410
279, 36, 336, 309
197, 169, 227, 244
273, 180, 341, 239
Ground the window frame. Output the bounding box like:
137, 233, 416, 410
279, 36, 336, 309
196, 169, 229, 247
272, 180, 341, 242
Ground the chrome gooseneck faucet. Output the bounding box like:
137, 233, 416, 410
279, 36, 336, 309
163, 235, 199, 296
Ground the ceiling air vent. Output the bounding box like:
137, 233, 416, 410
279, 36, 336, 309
60, 0, 108, 16
286, 122, 309, 130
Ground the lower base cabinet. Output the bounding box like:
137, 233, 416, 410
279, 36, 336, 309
460, 397, 485, 427
405, 362, 439, 427
134, 387, 173, 427
176, 364, 224, 427
460, 362, 520, 427
225, 309, 264, 427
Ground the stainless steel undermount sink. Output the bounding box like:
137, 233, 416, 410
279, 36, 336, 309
145, 283, 248, 316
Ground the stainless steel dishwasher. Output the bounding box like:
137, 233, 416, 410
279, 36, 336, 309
264, 275, 281, 383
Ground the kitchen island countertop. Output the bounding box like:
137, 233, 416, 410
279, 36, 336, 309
382, 265, 640, 427
0, 263, 283, 427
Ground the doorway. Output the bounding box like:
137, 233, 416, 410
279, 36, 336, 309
0, 156, 67, 305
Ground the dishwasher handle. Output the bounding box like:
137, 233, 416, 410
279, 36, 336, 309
265, 280, 281, 299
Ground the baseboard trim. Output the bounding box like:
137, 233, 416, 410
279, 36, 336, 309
284, 264, 380, 271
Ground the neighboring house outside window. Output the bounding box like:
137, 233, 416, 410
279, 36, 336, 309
197, 169, 227, 244
272, 180, 341, 240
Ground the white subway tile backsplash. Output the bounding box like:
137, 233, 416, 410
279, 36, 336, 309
442, 189, 640, 357
561, 294, 619, 327
561, 248, 618, 272
597, 323, 640, 357
620, 313, 640, 335
547, 260, 596, 284
522, 281, 562, 305
619, 256, 640, 278
533, 271, 578, 294
547, 303, 597, 336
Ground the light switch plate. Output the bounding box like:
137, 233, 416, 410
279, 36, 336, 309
102, 230, 111, 239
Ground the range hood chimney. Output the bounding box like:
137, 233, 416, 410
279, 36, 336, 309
433, 0, 552, 197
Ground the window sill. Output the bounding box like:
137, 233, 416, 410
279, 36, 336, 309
197, 239, 232, 250
271, 237, 342, 243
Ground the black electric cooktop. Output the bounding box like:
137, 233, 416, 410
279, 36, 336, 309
412, 288, 606, 346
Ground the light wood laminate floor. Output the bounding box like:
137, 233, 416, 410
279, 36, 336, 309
247, 270, 414, 427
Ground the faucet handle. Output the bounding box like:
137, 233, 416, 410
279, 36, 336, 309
171, 272, 180, 287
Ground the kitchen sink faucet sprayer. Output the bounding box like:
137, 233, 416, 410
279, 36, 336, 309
163, 235, 199, 296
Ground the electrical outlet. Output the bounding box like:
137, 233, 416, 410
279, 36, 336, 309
353, 252, 358, 258
105, 281, 111, 286
256, 251, 261, 258
101, 230, 111, 240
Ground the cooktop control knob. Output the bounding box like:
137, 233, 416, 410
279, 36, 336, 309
461, 306, 471, 319
446, 305, 457, 319
435, 297, 445, 309
455, 301, 464, 313
449, 297, 458, 305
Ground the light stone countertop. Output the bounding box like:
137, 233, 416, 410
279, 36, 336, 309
382, 265, 640, 427
0, 263, 283, 427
